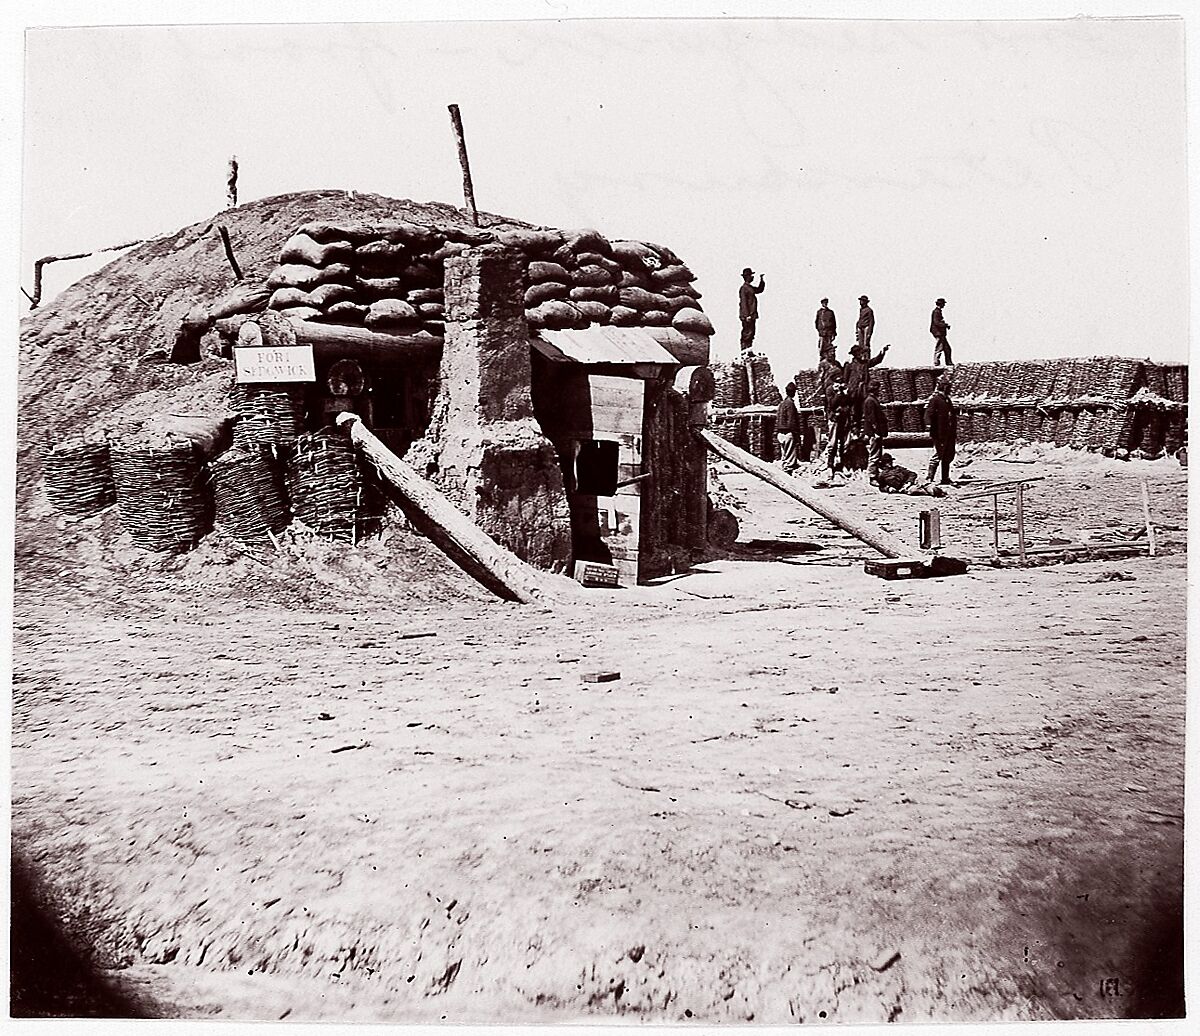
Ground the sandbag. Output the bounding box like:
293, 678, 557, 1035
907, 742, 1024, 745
526, 300, 589, 330
430, 241, 469, 262
280, 232, 353, 267
267, 264, 328, 290
299, 220, 380, 244
651, 263, 695, 286
610, 240, 656, 266
572, 300, 612, 324
325, 301, 370, 322
619, 286, 671, 311
663, 295, 700, 314
568, 285, 619, 304
355, 238, 408, 259
309, 282, 357, 308
495, 228, 564, 254
268, 287, 315, 310
572, 264, 617, 287
406, 287, 444, 304
377, 221, 441, 247
400, 261, 442, 286
446, 225, 496, 245
417, 302, 444, 318
562, 228, 612, 256
525, 281, 570, 307
661, 283, 702, 299
356, 275, 408, 299
608, 305, 640, 326
276, 305, 322, 323
528, 260, 572, 283
672, 308, 714, 335
141, 413, 234, 460
366, 299, 420, 328
574, 252, 622, 276
641, 309, 672, 326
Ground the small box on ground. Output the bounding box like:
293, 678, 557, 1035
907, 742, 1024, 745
574, 561, 620, 587
864, 557, 927, 580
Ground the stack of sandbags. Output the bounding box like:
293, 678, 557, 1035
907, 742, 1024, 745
711, 360, 750, 409
519, 231, 711, 334
745, 353, 782, 406
263, 221, 713, 337
284, 428, 371, 544
209, 447, 290, 546
109, 431, 214, 553
43, 439, 116, 518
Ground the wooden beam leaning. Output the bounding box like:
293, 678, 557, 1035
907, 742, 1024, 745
336, 413, 564, 605
696, 427, 916, 559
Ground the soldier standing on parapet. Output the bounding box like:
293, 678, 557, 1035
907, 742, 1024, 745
739, 267, 766, 352
856, 295, 875, 353
931, 298, 952, 366
815, 298, 837, 361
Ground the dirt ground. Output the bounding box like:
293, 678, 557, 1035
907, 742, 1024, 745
9, 445, 1187, 1024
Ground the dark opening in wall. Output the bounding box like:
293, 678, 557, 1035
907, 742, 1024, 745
575, 439, 619, 495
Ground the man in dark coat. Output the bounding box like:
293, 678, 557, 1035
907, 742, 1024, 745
815, 298, 837, 361
862, 379, 889, 486
855, 295, 875, 353
823, 376, 852, 474
925, 374, 958, 484
931, 297, 952, 366
845, 341, 890, 434
739, 267, 766, 352
775, 382, 800, 475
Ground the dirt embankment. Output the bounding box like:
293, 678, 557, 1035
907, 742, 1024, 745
10, 449, 1186, 1024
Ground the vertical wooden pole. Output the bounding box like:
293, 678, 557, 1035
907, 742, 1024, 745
1015, 482, 1027, 564
991, 493, 1000, 559
226, 155, 239, 209
447, 104, 479, 226
1140, 479, 1157, 557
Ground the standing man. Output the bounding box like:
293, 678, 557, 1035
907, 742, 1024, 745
863, 379, 889, 487
775, 382, 800, 475
856, 295, 875, 353
931, 297, 952, 366
815, 297, 837, 361
739, 267, 766, 352
824, 375, 852, 475
845, 341, 890, 434
925, 374, 958, 485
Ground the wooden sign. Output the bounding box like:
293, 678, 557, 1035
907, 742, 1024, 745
234, 344, 315, 384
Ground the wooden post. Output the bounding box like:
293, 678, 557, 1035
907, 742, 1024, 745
696, 427, 918, 559
336, 413, 566, 605
1141, 479, 1157, 557
1015, 481, 1027, 564
226, 155, 239, 209
992, 493, 1000, 559
447, 104, 479, 226
217, 225, 243, 281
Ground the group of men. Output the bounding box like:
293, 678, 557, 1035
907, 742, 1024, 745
771, 292, 958, 491
739, 273, 954, 369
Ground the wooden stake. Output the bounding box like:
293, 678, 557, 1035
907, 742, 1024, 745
447, 104, 479, 226
1141, 479, 1157, 557
226, 155, 239, 209
1015, 481, 1027, 564
24, 239, 143, 309
217, 225, 243, 281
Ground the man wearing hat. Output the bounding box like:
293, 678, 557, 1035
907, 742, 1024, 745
931, 298, 952, 366
925, 374, 958, 485
815, 297, 837, 361
855, 295, 875, 353
738, 267, 766, 352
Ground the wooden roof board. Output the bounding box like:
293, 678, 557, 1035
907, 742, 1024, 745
533, 326, 678, 366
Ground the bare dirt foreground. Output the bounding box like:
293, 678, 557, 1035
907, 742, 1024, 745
10, 447, 1187, 1024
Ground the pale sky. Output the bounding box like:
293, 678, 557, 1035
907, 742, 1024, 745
14, 6, 1191, 382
